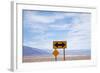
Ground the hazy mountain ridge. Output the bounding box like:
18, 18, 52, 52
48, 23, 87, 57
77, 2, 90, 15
23, 46, 91, 56
23, 46, 50, 56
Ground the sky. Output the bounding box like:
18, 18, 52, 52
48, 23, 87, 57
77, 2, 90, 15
23, 10, 91, 50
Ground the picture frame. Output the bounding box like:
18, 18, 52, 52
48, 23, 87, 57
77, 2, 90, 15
11, 1, 97, 71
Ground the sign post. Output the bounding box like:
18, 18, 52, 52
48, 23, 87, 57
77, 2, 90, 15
63, 49, 65, 61
53, 41, 67, 61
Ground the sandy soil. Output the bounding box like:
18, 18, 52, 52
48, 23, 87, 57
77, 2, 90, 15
23, 55, 91, 63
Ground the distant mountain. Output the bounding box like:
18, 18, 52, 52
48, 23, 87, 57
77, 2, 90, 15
59, 49, 91, 55
23, 46, 91, 56
23, 46, 50, 56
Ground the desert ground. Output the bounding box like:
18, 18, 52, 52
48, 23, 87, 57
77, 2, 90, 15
23, 55, 91, 63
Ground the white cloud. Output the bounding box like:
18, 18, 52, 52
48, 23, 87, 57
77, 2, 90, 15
24, 11, 67, 24
24, 11, 83, 25
24, 38, 53, 49
48, 23, 71, 30
29, 24, 48, 34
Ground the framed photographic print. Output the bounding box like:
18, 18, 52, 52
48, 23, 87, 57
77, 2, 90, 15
11, 1, 97, 71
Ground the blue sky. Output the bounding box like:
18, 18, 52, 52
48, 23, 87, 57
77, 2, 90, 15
23, 10, 91, 50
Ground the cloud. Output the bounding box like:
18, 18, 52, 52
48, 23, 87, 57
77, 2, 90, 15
23, 10, 82, 25
23, 10, 91, 50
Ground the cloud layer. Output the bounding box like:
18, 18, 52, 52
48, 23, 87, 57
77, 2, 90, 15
23, 10, 91, 50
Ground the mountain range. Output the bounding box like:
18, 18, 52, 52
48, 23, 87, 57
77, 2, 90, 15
23, 46, 91, 56
23, 46, 50, 56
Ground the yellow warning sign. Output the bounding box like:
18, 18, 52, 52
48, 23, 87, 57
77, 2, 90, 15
52, 49, 59, 57
53, 41, 67, 49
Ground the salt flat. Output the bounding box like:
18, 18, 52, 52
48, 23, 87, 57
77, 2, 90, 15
23, 55, 91, 63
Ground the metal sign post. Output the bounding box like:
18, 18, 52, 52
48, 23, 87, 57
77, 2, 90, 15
63, 49, 65, 61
